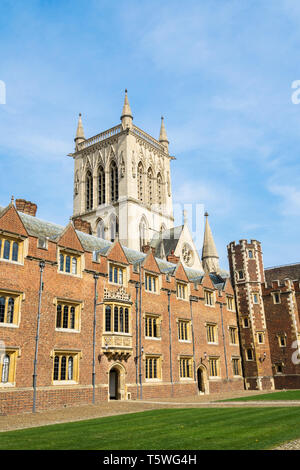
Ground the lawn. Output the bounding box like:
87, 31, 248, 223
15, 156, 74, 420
1, 407, 300, 450
221, 390, 300, 402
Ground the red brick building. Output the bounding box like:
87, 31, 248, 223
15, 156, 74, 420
0, 200, 245, 415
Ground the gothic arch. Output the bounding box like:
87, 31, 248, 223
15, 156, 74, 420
147, 167, 154, 205
196, 364, 209, 395
98, 165, 105, 205
139, 215, 148, 251
156, 172, 163, 208
109, 213, 119, 242
85, 167, 93, 210
96, 218, 105, 239
108, 362, 127, 400
137, 161, 144, 202
110, 160, 118, 203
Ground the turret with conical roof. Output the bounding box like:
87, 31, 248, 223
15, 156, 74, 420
120, 89, 133, 129
159, 116, 169, 153
202, 212, 220, 273
74, 113, 85, 151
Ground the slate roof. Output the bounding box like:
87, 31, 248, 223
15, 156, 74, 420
0, 204, 229, 287
150, 225, 184, 258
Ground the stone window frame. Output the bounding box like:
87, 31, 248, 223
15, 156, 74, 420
248, 249, 254, 259
246, 348, 254, 361
257, 331, 265, 344
236, 269, 245, 281
144, 313, 161, 340
229, 326, 238, 345
242, 317, 250, 328
232, 356, 242, 376
145, 354, 162, 381
272, 292, 281, 305
206, 322, 218, 344
179, 355, 194, 380
176, 281, 188, 301
0, 289, 23, 328
54, 298, 82, 333
0, 347, 20, 387
204, 289, 215, 307
144, 271, 159, 295
58, 248, 82, 277
177, 318, 192, 343
226, 295, 235, 311
208, 356, 221, 378
108, 262, 127, 287
103, 302, 131, 335
252, 292, 259, 304
51, 349, 81, 385
277, 334, 287, 348
0, 234, 25, 265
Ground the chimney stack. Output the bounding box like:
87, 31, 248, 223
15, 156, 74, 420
15, 199, 37, 217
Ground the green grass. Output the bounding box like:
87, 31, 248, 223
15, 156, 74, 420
1, 407, 300, 450
220, 390, 300, 402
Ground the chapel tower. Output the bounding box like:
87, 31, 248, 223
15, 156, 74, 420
69, 90, 174, 251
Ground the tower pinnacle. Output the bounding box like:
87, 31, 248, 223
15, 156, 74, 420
74, 113, 85, 151
159, 116, 169, 153
120, 89, 133, 129
202, 212, 220, 274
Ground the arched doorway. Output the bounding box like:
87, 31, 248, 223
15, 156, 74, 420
197, 365, 209, 395
109, 368, 119, 399
108, 363, 126, 400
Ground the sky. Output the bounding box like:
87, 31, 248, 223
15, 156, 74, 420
1, 0, 300, 270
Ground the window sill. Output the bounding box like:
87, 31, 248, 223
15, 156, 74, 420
179, 340, 192, 344
0, 382, 15, 388
0, 322, 19, 328
58, 271, 81, 278
55, 328, 80, 334
145, 378, 161, 382
0, 259, 23, 266
207, 342, 218, 345
52, 380, 78, 386
108, 281, 125, 287
145, 336, 161, 341
205, 304, 215, 308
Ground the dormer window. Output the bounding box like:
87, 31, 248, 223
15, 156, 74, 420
0, 236, 22, 263
145, 273, 158, 293
109, 263, 125, 285
177, 282, 187, 300
204, 289, 215, 306
59, 251, 81, 276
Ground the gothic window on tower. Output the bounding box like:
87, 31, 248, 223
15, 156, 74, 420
98, 165, 105, 205
86, 169, 93, 210
137, 162, 144, 202
139, 218, 147, 251
110, 161, 118, 202
110, 215, 119, 242
97, 219, 105, 239
147, 167, 153, 205
157, 172, 162, 207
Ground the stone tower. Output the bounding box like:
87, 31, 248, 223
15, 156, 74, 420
69, 90, 174, 251
227, 239, 274, 391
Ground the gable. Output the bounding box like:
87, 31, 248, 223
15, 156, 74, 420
224, 278, 234, 296
174, 262, 189, 282
201, 273, 216, 290
174, 224, 203, 271
0, 204, 28, 237
57, 223, 84, 252
142, 251, 161, 274
107, 241, 129, 265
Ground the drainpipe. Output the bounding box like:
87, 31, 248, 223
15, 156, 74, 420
189, 296, 198, 382
139, 262, 143, 399
32, 260, 45, 413
92, 274, 99, 404
219, 297, 229, 380
135, 281, 139, 399
167, 290, 174, 396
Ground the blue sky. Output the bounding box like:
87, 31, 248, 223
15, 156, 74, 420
1, 0, 300, 270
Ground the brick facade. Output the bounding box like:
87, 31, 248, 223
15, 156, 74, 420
0, 203, 244, 415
